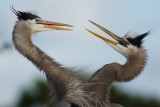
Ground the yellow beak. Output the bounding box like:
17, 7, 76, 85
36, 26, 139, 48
86, 20, 128, 46
86, 28, 118, 45
41, 20, 73, 30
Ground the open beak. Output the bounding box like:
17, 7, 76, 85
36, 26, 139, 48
39, 20, 73, 30
86, 20, 129, 47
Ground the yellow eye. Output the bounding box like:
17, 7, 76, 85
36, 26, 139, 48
35, 19, 39, 22
126, 41, 130, 45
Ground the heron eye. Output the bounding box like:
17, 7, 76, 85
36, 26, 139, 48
35, 18, 39, 23
126, 40, 130, 45
122, 37, 130, 45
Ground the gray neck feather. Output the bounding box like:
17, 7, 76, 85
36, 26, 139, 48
12, 22, 85, 106
84, 48, 147, 106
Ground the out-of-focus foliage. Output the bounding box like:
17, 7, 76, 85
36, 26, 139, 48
111, 87, 160, 107
16, 79, 160, 107
16, 80, 51, 107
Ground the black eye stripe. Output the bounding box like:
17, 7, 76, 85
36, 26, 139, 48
127, 38, 142, 48
126, 32, 149, 48
17, 12, 40, 20
11, 6, 41, 20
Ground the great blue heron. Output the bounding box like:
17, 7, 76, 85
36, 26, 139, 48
12, 7, 149, 107
11, 7, 85, 107
85, 20, 149, 107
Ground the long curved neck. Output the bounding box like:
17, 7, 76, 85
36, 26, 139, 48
85, 49, 147, 105
116, 49, 147, 81
12, 22, 82, 101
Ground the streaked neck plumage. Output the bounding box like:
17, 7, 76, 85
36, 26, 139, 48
12, 21, 85, 106
85, 47, 147, 106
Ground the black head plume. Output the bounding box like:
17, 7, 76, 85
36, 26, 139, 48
126, 31, 150, 48
11, 6, 40, 20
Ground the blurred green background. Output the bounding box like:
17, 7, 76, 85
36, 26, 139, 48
15, 79, 160, 107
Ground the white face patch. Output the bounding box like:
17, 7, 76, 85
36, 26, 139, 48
106, 41, 139, 58
26, 19, 51, 33
105, 41, 127, 57
124, 45, 139, 57
117, 44, 139, 58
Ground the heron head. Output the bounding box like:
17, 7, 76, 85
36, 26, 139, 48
11, 6, 72, 33
86, 20, 150, 57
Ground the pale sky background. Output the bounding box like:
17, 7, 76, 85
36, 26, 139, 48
0, 0, 160, 106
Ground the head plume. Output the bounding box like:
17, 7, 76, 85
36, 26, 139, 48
11, 6, 40, 20
126, 31, 151, 48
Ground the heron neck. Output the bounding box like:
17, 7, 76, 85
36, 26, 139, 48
116, 49, 147, 81
85, 48, 147, 104
12, 24, 81, 100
